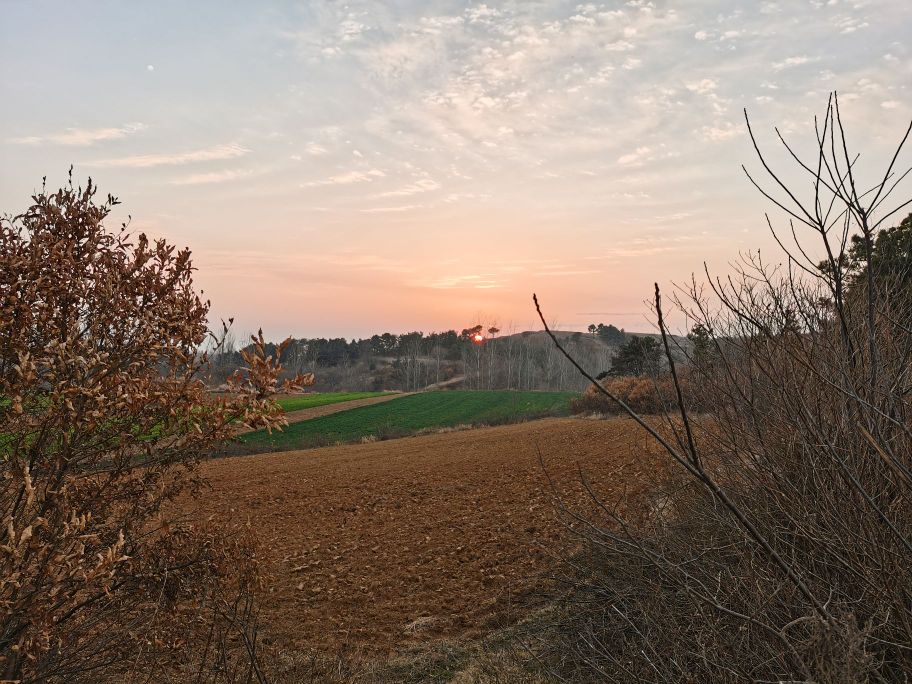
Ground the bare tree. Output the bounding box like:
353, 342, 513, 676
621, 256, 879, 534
535, 95, 912, 681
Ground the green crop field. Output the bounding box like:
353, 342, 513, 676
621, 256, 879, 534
275, 391, 394, 413
0, 393, 392, 455
241, 390, 575, 452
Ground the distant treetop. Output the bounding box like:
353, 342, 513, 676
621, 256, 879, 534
588, 322, 627, 345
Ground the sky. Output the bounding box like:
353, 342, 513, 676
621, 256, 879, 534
1, 0, 910, 339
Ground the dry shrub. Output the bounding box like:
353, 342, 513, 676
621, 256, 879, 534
570, 374, 688, 415
0, 175, 311, 682
539, 95, 912, 681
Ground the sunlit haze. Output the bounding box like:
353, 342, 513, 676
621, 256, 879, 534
2, 1, 909, 339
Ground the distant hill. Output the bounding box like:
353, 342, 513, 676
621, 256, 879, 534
497, 329, 670, 349
210, 327, 687, 394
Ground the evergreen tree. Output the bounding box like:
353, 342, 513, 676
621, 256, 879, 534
608, 336, 661, 376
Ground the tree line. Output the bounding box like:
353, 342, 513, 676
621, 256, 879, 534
210, 323, 643, 392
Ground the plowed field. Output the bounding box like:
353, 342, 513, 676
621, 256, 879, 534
189, 417, 666, 655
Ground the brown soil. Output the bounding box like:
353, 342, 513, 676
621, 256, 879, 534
187, 417, 667, 655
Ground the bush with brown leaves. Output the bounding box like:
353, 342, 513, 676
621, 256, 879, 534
0, 175, 311, 682
570, 375, 687, 415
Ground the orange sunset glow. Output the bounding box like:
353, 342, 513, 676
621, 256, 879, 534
3, 2, 908, 340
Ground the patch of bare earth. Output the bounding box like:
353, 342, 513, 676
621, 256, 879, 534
186, 417, 666, 656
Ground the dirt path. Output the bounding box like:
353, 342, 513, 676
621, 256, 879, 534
422, 375, 465, 390
188, 417, 666, 655
235, 393, 409, 435
279, 393, 409, 425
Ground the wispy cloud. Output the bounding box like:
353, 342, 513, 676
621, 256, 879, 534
301, 168, 386, 187
584, 232, 700, 260
700, 122, 742, 141
773, 55, 818, 71
374, 178, 440, 198
338, 19, 367, 42
617, 146, 652, 166
360, 204, 422, 213
537, 269, 599, 277
686, 79, 717, 95
88, 143, 250, 168
425, 274, 502, 289
304, 142, 328, 156
170, 168, 264, 186
10, 122, 146, 146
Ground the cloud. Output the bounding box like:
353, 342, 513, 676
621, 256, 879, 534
425, 273, 502, 289
686, 78, 717, 94
420, 15, 464, 34
617, 146, 652, 165
466, 5, 500, 24
584, 232, 699, 259
301, 168, 386, 187
360, 204, 422, 213
280, 0, 685, 165
290, 142, 329, 160
88, 143, 250, 168
881, 100, 900, 109
443, 192, 484, 203
773, 55, 818, 71
374, 178, 440, 198
833, 15, 869, 34
170, 168, 264, 185
537, 269, 599, 276
700, 122, 742, 141
338, 19, 366, 42
10, 122, 146, 146
202, 249, 411, 281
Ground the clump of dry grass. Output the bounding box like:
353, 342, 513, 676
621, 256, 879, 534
257, 611, 557, 684
570, 374, 691, 416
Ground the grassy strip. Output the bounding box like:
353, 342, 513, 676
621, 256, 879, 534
275, 391, 394, 413
0, 393, 391, 455
237, 390, 574, 452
